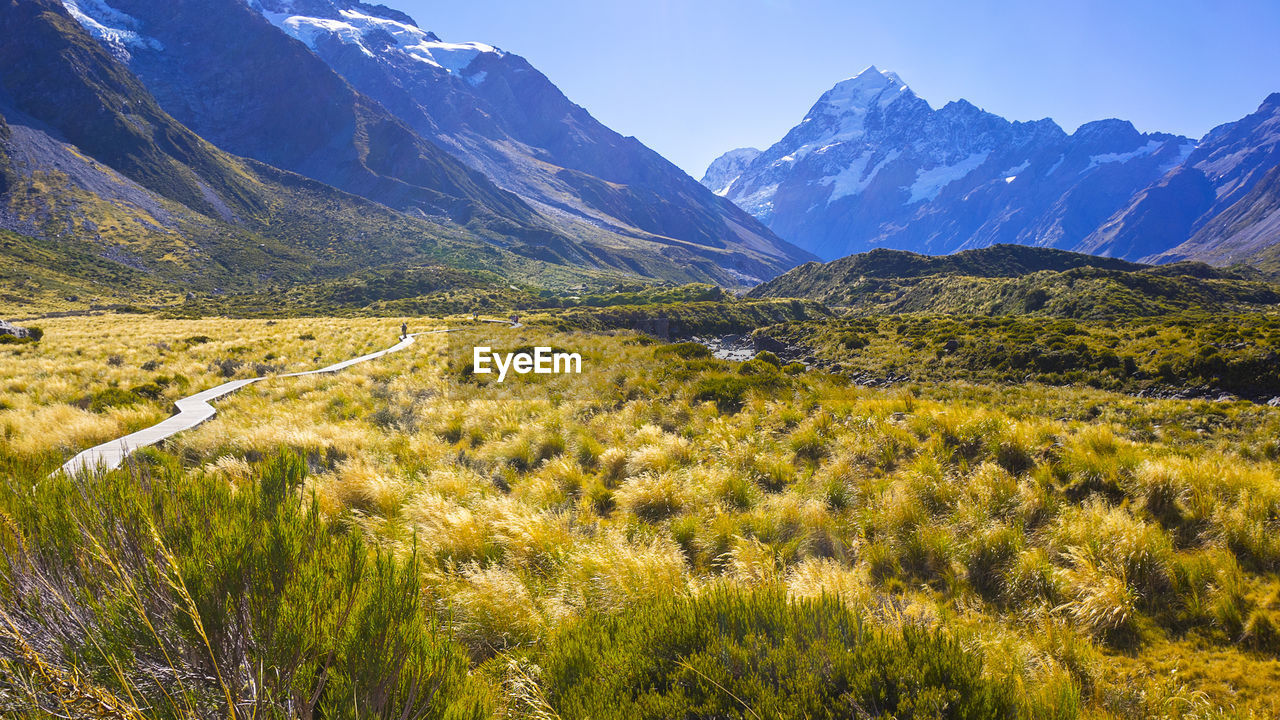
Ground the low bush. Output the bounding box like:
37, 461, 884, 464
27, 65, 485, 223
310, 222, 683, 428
85, 386, 140, 412
0, 450, 490, 717
542, 588, 1023, 719
691, 374, 787, 413
0, 326, 40, 344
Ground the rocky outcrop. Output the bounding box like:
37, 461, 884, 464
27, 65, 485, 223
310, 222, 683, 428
0, 320, 32, 338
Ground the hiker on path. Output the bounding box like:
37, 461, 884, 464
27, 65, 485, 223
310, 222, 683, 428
401, 322, 408, 338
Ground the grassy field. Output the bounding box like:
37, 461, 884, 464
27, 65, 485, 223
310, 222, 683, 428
3, 314, 1280, 717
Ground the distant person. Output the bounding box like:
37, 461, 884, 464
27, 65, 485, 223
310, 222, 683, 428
511, 314, 519, 326
401, 322, 408, 338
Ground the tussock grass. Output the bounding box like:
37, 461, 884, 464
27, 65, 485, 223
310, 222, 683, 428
5, 314, 1280, 715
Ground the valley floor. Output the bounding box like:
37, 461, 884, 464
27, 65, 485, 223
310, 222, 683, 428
2, 314, 1280, 718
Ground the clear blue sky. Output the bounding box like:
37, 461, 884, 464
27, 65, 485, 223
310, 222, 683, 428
394, 0, 1280, 177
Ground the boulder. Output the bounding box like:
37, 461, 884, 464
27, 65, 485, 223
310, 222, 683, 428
0, 320, 30, 338
752, 334, 788, 355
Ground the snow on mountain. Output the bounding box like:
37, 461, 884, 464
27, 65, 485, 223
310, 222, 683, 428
1089, 94, 1280, 264
252, 2, 500, 76
1084, 139, 1163, 172
822, 149, 898, 203
908, 151, 989, 203
53, 0, 809, 285
231, 0, 813, 279
792, 66, 913, 151
704, 68, 1198, 261
1002, 160, 1030, 183
700, 147, 761, 196
60, 0, 161, 60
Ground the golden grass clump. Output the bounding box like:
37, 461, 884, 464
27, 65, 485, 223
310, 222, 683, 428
785, 557, 873, 608
402, 492, 491, 564
614, 471, 688, 522
325, 457, 412, 517
559, 531, 691, 613
448, 565, 547, 655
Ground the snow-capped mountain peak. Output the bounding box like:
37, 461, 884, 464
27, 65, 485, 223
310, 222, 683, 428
701, 147, 762, 196
705, 69, 1197, 261
821, 66, 910, 108
789, 66, 920, 153
809, 66, 914, 124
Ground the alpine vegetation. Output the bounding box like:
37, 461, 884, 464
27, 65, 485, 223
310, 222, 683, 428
4, 313, 1280, 717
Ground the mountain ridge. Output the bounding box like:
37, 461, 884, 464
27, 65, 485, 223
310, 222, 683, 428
237, 0, 813, 279
705, 67, 1278, 267
62, 0, 812, 286
1097, 93, 1280, 266
0, 0, 635, 310
747, 244, 1278, 319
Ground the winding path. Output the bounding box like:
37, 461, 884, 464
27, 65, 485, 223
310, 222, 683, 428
57, 319, 522, 476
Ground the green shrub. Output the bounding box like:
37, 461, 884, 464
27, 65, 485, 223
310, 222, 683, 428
0, 326, 41, 345
738, 357, 781, 376
753, 350, 782, 366
543, 588, 1021, 720
0, 450, 489, 718
128, 382, 165, 400
691, 375, 785, 413
0, 326, 43, 344
839, 332, 870, 350
87, 386, 141, 413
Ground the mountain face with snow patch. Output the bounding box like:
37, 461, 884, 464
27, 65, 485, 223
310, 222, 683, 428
237, 0, 811, 281
704, 67, 1201, 262
61, 0, 540, 231
703, 148, 762, 197
0, 0, 570, 295
58, 0, 811, 285
1086, 94, 1280, 266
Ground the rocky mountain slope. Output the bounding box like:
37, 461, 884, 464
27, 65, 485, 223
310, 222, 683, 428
705, 68, 1279, 267
56, 0, 811, 286
0, 0, 605, 308
238, 0, 811, 282
1090, 94, 1280, 265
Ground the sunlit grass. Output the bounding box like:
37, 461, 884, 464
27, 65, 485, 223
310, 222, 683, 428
4, 313, 1280, 716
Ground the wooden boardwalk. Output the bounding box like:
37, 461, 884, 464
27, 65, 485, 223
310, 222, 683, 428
55, 324, 505, 477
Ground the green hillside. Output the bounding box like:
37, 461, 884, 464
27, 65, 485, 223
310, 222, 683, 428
0, 2, 633, 314
755, 312, 1280, 399
0, 0, 758, 316
749, 245, 1279, 319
